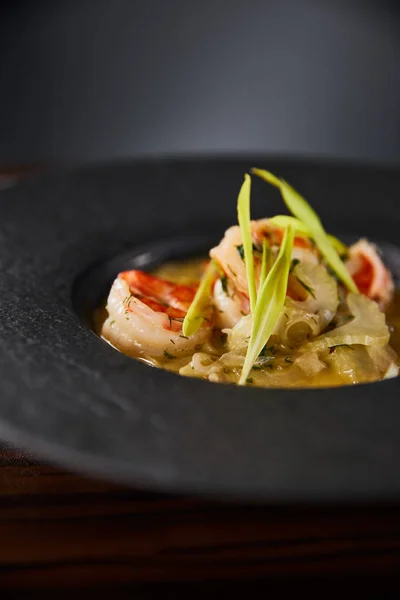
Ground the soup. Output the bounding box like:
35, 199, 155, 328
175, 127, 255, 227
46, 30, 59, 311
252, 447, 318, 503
97, 168, 399, 388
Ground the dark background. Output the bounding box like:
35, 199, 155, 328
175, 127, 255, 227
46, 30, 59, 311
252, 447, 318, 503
0, 0, 399, 164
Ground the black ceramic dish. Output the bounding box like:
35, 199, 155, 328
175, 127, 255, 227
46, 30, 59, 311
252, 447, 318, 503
1, 157, 400, 502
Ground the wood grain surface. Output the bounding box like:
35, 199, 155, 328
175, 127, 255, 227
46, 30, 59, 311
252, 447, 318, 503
1, 166, 399, 597
2, 444, 400, 596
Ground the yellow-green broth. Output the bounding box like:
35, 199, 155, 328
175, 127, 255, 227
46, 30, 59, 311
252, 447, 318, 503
95, 258, 400, 388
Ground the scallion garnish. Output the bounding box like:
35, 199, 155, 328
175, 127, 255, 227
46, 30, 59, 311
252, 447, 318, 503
239, 225, 294, 385
237, 174, 257, 312
182, 260, 218, 337
251, 169, 357, 292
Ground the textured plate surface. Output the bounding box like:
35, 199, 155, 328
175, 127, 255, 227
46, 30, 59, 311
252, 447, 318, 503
0, 156, 400, 502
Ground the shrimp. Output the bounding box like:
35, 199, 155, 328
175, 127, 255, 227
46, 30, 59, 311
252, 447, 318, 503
345, 239, 394, 310
210, 219, 319, 326
210, 219, 319, 296
102, 270, 213, 359
213, 277, 250, 329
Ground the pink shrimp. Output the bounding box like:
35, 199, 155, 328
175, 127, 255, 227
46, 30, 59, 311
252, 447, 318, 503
345, 239, 394, 310
102, 270, 213, 358
210, 219, 319, 326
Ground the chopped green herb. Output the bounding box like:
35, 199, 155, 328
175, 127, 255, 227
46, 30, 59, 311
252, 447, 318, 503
252, 365, 262, 371
109, 320, 115, 326
228, 265, 237, 277
326, 266, 339, 280
236, 244, 245, 260
220, 274, 229, 295
170, 339, 176, 345
260, 345, 277, 356
295, 275, 317, 299
123, 293, 133, 306
290, 258, 300, 273
246, 377, 253, 384
179, 335, 189, 339
163, 350, 176, 359
330, 344, 355, 353
285, 356, 294, 363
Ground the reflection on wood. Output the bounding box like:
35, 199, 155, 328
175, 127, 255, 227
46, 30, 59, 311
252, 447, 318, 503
1, 445, 400, 592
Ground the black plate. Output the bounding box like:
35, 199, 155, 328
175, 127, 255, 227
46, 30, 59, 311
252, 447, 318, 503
1, 156, 400, 502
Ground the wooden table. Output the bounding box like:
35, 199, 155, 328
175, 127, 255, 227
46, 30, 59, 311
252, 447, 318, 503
1, 167, 400, 596
2, 445, 400, 597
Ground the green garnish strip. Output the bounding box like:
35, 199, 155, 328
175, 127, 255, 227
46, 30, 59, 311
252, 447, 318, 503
237, 174, 257, 312
239, 225, 295, 385
251, 169, 358, 293
259, 238, 272, 290
182, 260, 218, 337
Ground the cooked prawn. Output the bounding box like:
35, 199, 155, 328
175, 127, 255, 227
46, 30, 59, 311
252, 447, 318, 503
345, 239, 394, 310
102, 270, 213, 359
213, 277, 250, 329
210, 220, 319, 296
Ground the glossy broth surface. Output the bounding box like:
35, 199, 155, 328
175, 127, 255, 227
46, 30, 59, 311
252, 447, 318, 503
95, 258, 400, 388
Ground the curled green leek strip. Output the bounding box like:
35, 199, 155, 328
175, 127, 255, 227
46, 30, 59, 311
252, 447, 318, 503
182, 260, 218, 337
237, 174, 257, 312
251, 169, 358, 293
239, 225, 295, 385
